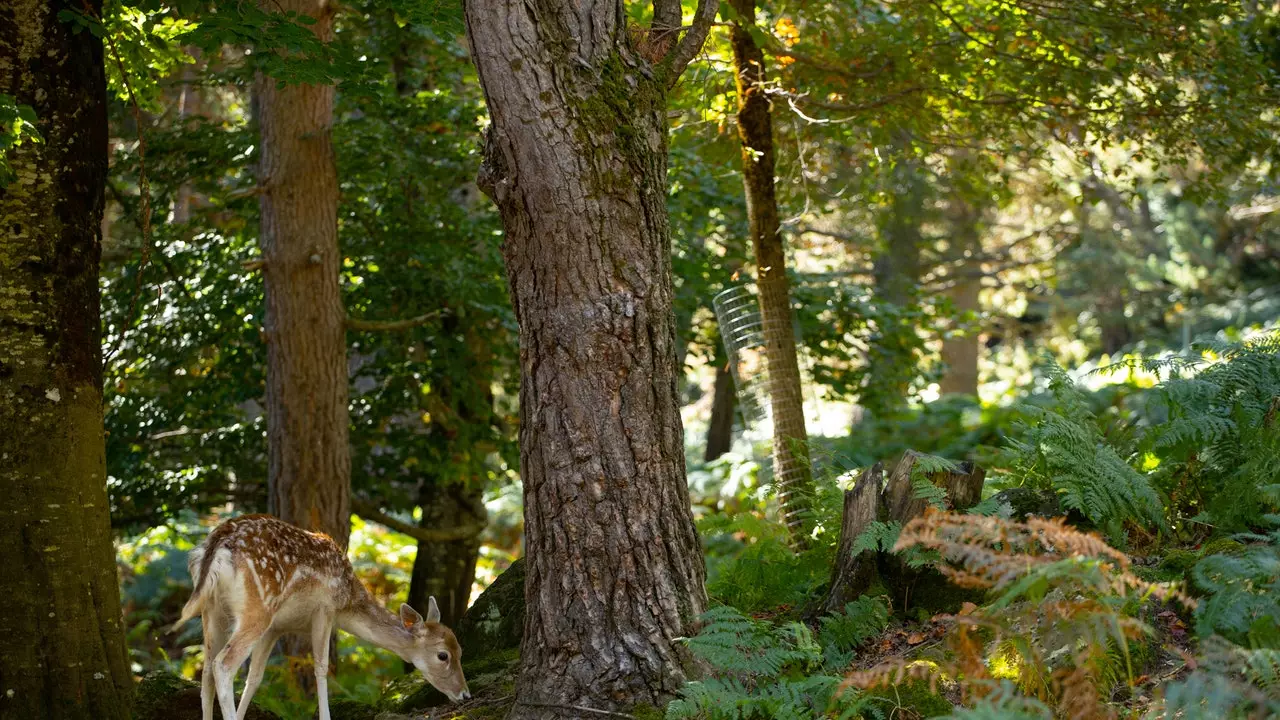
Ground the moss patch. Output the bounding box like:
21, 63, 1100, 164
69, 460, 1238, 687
456, 559, 525, 658
133, 671, 280, 720
1198, 538, 1246, 558
863, 678, 954, 718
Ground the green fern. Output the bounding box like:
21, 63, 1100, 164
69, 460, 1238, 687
938, 680, 1052, 719
1192, 520, 1280, 648
998, 360, 1164, 539
852, 521, 902, 555
1153, 638, 1280, 719
1145, 335, 1280, 530
818, 597, 892, 668
671, 601, 889, 720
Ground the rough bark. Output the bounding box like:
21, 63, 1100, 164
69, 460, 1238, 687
814, 463, 884, 617
255, 0, 350, 549
0, 2, 133, 716
730, 0, 814, 539
880, 451, 987, 612
465, 3, 711, 716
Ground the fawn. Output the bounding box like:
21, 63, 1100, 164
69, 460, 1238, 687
171, 514, 470, 720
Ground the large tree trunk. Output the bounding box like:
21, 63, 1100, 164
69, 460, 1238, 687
255, 0, 350, 549
465, 3, 711, 716
729, 0, 814, 539
0, 2, 133, 717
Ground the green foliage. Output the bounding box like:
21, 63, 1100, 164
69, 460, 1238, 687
1192, 520, 1280, 649
1153, 638, 1280, 719
998, 361, 1164, 539
0, 94, 41, 186
1143, 336, 1280, 530
699, 512, 832, 612
669, 601, 890, 720
937, 682, 1052, 720
852, 521, 901, 556
817, 598, 891, 669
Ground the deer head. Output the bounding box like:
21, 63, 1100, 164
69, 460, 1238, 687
399, 597, 470, 702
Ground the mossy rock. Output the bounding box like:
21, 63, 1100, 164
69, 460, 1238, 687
1138, 548, 1200, 584
628, 703, 665, 720
134, 671, 281, 720
1198, 538, 1246, 558
456, 558, 525, 658
380, 648, 519, 713
1159, 549, 1199, 575
327, 699, 379, 720
864, 678, 953, 718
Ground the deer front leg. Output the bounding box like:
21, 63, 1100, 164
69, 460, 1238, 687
235, 630, 278, 720
311, 614, 335, 720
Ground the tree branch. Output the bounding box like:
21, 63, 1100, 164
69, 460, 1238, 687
663, 0, 719, 87
345, 309, 445, 332
351, 497, 485, 542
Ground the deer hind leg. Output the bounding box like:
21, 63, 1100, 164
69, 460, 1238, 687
235, 629, 278, 720
311, 613, 336, 720
213, 613, 269, 720
201, 610, 229, 720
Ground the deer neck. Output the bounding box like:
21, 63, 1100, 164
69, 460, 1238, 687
336, 595, 418, 661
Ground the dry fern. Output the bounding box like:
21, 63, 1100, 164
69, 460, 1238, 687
846, 510, 1194, 718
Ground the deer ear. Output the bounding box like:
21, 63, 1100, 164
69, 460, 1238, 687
399, 603, 424, 629
426, 596, 441, 624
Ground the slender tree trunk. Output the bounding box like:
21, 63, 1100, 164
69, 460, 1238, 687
864, 148, 926, 419
939, 187, 983, 397
465, 3, 711, 715
0, 2, 132, 717
255, 0, 350, 549
729, 0, 814, 539
704, 353, 737, 462
406, 481, 485, 629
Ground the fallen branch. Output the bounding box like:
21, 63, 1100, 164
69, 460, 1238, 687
345, 310, 444, 332
351, 497, 484, 542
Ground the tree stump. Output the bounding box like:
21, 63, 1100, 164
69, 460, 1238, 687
813, 451, 988, 619
813, 463, 883, 617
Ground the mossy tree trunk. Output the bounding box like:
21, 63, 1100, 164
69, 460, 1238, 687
465, 1, 715, 716
0, 1, 133, 717
255, 0, 351, 549
729, 0, 814, 540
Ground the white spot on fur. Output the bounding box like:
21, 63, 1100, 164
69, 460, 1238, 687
45, 388, 60, 402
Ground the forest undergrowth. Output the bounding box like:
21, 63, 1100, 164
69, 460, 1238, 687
117, 336, 1280, 719
674, 335, 1280, 720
